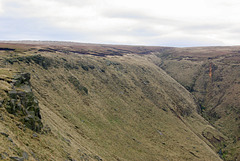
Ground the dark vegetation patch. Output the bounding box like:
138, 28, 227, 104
38, 47, 111, 56
64, 61, 95, 71
5, 52, 97, 72
68, 76, 88, 94
38, 48, 57, 52
36, 45, 171, 57
5, 54, 53, 70
0, 48, 15, 51
64, 62, 79, 70
105, 60, 120, 66
185, 85, 194, 92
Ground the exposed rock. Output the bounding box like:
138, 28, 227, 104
79, 153, 89, 161
30, 151, 39, 161
99, 68, 105, 73
0, 132, 15, 146
5, 73, 43, 132
22, 151, 28, 160
0, 132, 9, 137
13, 73, 31, 87
157, 130, 163, 135
41, 124, 51, 134
66, 153, 76, 161
32, 133, 38, 138
22, 114, 42, 132
0, 113, 3, 120
94, 155, 102, 161
8, 137, 13, 142
1, 152, 8, 159
9, 156, 24, 161
63, 137, 71, 146
16, 123, 26, 130
218, 149, 223, 158
1, 154, 6, 159
66, 158, 76, 161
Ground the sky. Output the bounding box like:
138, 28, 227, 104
0, 0, 240, 47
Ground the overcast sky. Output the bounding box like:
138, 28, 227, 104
1, 0, 240, 47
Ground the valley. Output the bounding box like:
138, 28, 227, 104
0, 41, 239, 161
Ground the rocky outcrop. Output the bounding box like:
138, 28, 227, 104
5, 73, 43, 132
6, 54, 53, 70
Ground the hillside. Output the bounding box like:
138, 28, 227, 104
0, 41, 238, 160
157, 46, 240, 161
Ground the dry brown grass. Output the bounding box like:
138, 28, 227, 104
0, 42, 230, 160
158, 46, 240, 161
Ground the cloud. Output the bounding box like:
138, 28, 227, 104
0, 16, 88, 41
0, 1, 4, 14
0, 0, 240, 46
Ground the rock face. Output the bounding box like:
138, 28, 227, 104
6, 73, 43, 132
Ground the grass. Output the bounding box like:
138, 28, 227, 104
1, 42, 236, 160
0, 68, 14, 101
159, 47, 240, 161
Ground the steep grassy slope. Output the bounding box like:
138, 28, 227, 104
0, 42, 225, 160
158, 47, 240, 161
